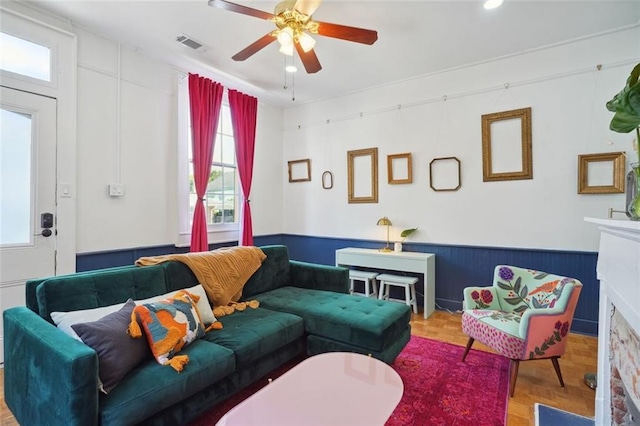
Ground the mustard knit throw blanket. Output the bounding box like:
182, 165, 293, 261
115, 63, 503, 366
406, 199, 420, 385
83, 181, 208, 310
135, 246, 266, 307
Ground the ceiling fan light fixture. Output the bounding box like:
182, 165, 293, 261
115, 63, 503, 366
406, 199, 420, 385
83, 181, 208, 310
483, 0, 503, 9
277, 26, 294, 46
298, 31, 316, 53
285, 65, 298, 73
279, 43, 294, 56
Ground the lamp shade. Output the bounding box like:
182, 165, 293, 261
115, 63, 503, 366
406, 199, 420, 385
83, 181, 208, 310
298, 31, 316, 53
377, 217, 392, 226
277, 27, 294, 46
279, 43, 294, 56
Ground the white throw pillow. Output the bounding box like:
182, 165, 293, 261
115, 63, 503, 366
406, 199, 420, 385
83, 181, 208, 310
51, 302, 126, 341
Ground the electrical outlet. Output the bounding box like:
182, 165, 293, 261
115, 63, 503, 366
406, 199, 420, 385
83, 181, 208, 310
108, 183, 124, 197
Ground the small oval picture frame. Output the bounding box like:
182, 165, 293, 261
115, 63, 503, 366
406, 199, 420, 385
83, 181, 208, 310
322, 171, 333, 189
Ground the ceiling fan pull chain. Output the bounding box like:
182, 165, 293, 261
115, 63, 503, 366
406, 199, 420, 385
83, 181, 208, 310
292, 70, 295, 101
283, 55, 288, 89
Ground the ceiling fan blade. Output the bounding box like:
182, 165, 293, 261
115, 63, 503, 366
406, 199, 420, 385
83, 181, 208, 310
295, 43, 322, 74
232, 33, 276, 61
294, 0, 322, 17
315, 21, 378, 45
207, 0, 275, 20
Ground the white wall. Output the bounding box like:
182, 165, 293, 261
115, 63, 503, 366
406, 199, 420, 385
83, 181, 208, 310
282, 27, 640, 252
73, 29, 284, 253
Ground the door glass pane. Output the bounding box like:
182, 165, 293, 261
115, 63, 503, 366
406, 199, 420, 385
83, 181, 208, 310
0, 32, 51, 82
1, 108, 33, 245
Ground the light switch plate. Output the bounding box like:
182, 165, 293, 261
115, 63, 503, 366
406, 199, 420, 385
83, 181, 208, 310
108, 183, 124, 197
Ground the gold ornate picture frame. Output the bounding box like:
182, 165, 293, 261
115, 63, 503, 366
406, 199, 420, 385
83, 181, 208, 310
387, 153, 413, 184
287, 159, 311, 183
347, 148, 378, 203
481, 107, 532, 182
577, 152, 625, 194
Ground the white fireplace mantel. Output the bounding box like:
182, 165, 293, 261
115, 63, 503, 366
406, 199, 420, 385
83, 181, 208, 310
585, 218, 640, 425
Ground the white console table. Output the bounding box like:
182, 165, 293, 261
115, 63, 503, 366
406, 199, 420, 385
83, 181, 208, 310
335, 248, 436, 318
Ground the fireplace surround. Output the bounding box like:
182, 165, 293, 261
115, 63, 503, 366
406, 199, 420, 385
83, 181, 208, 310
586, 218, 640, 425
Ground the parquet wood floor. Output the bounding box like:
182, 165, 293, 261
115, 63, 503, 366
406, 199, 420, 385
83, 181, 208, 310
0, 310, 598, 425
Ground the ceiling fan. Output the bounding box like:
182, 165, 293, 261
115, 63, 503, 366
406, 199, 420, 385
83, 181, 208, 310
207, 0, 378, 74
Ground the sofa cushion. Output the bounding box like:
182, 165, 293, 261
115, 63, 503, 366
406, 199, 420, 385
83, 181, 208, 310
255, 286, 411, 352
202, 307, 304, 367
99, 339, 235, 426
71, 299, 150, 394
241, 245, 291, 299
36, 264, 171, 321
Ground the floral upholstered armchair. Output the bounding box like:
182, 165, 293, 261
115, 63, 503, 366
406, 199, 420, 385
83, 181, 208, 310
461, 265, 583, 397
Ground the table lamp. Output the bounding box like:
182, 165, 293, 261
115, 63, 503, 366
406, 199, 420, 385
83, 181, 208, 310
376, 216, 392, 252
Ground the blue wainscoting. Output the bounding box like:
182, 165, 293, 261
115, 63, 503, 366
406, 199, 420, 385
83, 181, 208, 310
75, 233, 598, 336
279, 234, 599, 336
75, 235, 284, 272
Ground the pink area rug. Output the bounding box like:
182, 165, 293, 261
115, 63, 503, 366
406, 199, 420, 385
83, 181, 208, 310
190, 336, 509, 426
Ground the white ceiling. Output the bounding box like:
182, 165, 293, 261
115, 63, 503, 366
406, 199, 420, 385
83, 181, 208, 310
22, 0, 640, 107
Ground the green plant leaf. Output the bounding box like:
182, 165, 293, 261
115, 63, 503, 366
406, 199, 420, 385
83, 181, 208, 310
514, 278, 521, 295
400, 228, 418, 238
610, 110, 640, 133
607, 63, 640, 134
534, 273, 549, 280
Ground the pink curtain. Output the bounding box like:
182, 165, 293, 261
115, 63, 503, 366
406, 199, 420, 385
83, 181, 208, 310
188, 73, 224, 252
228, 89, 258, 246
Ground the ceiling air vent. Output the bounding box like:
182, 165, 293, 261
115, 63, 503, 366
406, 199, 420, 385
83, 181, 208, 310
176, 34, 204, 51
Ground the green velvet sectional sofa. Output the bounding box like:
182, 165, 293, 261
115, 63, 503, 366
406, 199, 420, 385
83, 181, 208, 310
3, 245, 411, 425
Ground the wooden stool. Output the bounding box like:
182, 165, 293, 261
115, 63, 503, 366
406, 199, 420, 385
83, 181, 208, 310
348, 270, 379, 298
377, 273, 418, 314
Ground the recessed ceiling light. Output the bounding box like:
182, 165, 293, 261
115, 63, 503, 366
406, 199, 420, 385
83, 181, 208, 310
483, 0, 503, 9
285, 65, 298, 73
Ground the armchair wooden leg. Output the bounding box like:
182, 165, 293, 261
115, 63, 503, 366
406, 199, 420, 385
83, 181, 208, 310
509, 359, 519, 397
551, 356, 565, 388
462, 338, 474, 361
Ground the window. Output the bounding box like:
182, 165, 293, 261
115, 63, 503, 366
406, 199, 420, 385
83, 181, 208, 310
0, 32, 51, 82
187, 104, 238, 226
0, 108, 33, 246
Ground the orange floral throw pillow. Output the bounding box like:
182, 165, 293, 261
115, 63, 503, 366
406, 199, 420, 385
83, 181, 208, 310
128, 290, 205, 372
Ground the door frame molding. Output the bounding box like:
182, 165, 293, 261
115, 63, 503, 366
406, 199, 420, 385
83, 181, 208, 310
1, 5, 77, 275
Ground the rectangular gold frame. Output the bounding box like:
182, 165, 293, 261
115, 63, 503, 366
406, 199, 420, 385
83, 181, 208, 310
347, 148, 378, 204
387, 153, 413, 184
578, 152, 625, 194
481, 107, 532, 182
287, 159, 311, 183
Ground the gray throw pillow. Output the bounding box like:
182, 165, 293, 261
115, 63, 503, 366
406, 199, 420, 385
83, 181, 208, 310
72, 299, 150, 393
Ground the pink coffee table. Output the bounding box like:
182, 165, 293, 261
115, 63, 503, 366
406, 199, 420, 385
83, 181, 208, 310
216, 352, 404, 426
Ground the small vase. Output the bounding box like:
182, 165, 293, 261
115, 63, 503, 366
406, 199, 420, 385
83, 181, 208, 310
394, 242, 403, 252
627, 162, 640, 221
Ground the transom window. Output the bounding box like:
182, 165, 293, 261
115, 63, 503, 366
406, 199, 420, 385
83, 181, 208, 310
0, 32, 51, 82
187, 104, 238, 226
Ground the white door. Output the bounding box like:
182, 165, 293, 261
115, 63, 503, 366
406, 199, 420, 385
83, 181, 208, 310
0, 86, 57, 363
